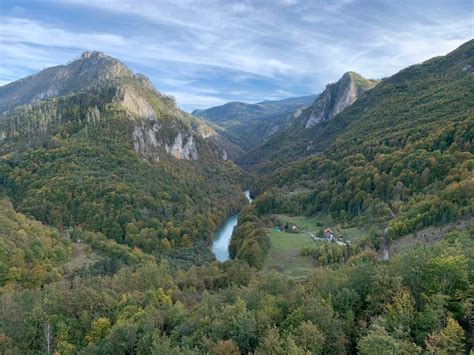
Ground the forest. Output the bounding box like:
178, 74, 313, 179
1, 195, 472, 353
0, 76, 247, 268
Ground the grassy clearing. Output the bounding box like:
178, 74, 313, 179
262, 229, 315, 278
262, 214, 369, 277
273, 213, 368, 242
63, 242, 102, 272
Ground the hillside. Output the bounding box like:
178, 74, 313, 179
249, 39, 473, 239
0, 196, 72, 288
239, 72, 378, 170
0, 52, 246, 263
192, 94, 316, 152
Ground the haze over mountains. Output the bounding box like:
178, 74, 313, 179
192, 94, 316, 152
0, 37, 473, 353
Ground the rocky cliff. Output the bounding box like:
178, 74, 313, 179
300, 71, 378, 129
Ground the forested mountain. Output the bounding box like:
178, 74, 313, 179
192, 94, 316, 152
0, 51, 247, 263
2, 193, 472, 353
1, 40, 473, 354
249, 39, 473, 238
239, 71, 378, 171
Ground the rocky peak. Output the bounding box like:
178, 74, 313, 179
341, 71, 359, 79
0, 50, 134, 113
80, 51, 107, 60
301, 72, 378, 129
68, 50, 133, 83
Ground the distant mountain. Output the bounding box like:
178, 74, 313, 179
192, 94, 316, 152
239, 72, 378, 170
0, 51, 245, 260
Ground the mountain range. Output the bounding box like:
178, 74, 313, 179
1, 39, 473, 354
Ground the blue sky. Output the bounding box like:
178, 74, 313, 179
0, 0, 472, 112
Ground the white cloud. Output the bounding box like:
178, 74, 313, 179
166, 91, 227, 111
0, 0, 472, 109
0, 17, 124, 48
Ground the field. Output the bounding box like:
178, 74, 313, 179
262, 229, 315, 278
262, 214, 369, 277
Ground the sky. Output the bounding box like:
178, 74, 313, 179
0, 0, 472, 112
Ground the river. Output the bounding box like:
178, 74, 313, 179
212, 190, 252, 261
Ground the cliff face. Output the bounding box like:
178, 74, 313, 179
132, 122, 198, 161
164, 132, 198, 160
301, 72, 378, 129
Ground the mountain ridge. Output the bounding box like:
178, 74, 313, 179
192, 94, 316, 152
0, 51, 146, 113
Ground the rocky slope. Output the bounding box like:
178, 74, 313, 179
299, 71, 378, 129
0, 51, 137, 113
0, 51, 236, 162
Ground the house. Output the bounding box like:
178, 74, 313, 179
324, 228, 335, 241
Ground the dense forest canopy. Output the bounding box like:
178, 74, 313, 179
1, 197, 472, 353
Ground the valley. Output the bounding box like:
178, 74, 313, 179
0, 30, 472, 354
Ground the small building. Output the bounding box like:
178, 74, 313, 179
324, 228, 335, 241
285, 223, 299, 234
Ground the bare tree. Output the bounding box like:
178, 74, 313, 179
43, 322, 53, 355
